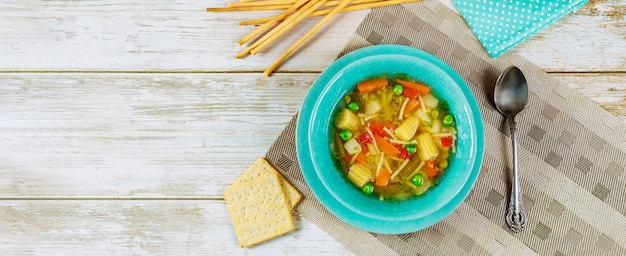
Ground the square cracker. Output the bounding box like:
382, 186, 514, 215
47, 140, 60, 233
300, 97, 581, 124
224, 171, 295, 248
233, 157, 302, 209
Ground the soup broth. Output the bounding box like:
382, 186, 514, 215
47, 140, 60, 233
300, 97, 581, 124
331, 74, 457, 201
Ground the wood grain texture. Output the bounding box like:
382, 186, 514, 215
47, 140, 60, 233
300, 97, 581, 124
0, 0, 624, 72
0, 0, 624, 254
0, 200, 351, 255
0, 73, 312, 198
0, 0, 368, 73
554, 73, 626, 121
1, 73, 623, 199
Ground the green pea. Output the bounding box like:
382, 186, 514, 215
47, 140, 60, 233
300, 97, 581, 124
405, 144, 417, 154
361, 183, 374, 195
443, 114, 455, 127
347, 101, 360, 112
393, 84, 403, 95
412, 174, 424, 186
338, 130, 352, 141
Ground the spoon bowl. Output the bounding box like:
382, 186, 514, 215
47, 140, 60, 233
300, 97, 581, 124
495, 66, 528, 118
494, 66, 529, 233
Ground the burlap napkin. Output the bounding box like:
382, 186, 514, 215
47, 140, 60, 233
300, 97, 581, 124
265, 1, 626, 255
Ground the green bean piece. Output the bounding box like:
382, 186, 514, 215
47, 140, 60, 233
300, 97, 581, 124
393, 84, 403, 95
361, 183, 374, 195
347, 101, 360, 112
443, 114, 455, 127
438, 99, 449, 112
412, 173, 424, 186
405, 144, 417, 154
339, 130, 353, 141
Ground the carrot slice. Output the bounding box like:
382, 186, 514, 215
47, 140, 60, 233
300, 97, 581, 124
425, 167, 440, 178
396, 79, 430, 94
425, 160, 440, 178
357, 77, 388, 93
402, 87, 419, 99
360, 142, 370, 155
367, 120, 398, 137
375, 169, 391, 186
404, 98, 420, 114
355, 152, 367, 165
374, 134, 399, 156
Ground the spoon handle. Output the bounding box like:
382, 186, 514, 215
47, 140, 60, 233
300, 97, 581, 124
506, 118, 526, 232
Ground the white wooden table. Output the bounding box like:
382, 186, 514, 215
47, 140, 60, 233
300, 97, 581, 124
1, 0, 624, 254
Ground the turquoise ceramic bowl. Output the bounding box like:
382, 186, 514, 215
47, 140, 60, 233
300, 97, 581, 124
296, 45, 484, 234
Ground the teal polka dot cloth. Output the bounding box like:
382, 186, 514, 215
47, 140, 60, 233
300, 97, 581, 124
453, 0, 588, 57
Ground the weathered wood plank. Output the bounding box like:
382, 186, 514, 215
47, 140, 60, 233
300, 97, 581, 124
0, 200, 351, 255
0, 0, 623, 72
0, 73, 311, 198
0, 0, 368, 72
554, 73, 626, 121
1, 0, 622, 254
515, 0, 626, 72
0, 73, 623, 199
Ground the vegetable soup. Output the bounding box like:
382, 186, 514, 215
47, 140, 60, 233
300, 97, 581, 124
331, 74, 457, 201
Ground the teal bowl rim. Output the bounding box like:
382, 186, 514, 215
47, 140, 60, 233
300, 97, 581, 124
309, 54, 474, 221
296, 44, 485, 234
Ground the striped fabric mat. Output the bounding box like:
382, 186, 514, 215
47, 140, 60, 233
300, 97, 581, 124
265, 1, 626, 255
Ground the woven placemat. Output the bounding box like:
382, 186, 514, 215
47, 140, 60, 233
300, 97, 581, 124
265, 1, 626, 255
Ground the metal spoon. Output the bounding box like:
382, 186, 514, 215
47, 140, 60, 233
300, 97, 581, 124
494, 66, 528, 233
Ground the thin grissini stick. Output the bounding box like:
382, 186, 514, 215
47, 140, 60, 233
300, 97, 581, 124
239, 0, 282, 2
264, 0, 352, 76
237, 0, 328, 58
239, 0, 416, 25
240, 17, 283, 26
239, 0, 281, 2
248, 0, 329, 56
231, 0, 373, 7
238, 0, 295, 3
207, 0, 295, 11
236, 0, 322, 58
238, 0, 310, 45
206, 4, 292, 11
324, 0, 381, 6
227, 0, 296, 7
214, 0, 376, 12
320, 0, 418, 11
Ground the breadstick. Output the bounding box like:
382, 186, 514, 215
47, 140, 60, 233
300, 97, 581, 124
227, 0, 296, 7
264, 0, 352, 76
206, 4, 292, 12
238, 0, 310, 45
249, 0, 329, 55
240, 0, 416, 25
237, 0, 328, 58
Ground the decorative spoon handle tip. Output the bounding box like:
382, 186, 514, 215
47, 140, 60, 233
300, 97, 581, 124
506, 200, 526, 232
